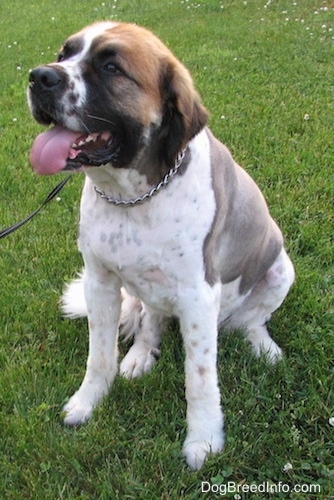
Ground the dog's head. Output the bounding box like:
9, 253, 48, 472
28, 22, 208, 176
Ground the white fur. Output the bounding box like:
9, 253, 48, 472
61, 273, 86, 318
61, 129, 294, 469
40, 22, 295, 470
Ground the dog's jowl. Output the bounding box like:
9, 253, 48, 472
28, 22, 295, 470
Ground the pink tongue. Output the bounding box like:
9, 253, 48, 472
30, 125, 80, 175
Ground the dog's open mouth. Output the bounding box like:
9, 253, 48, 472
30, 125, 119, 175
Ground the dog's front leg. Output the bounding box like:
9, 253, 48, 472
179, 284, 224, 470
63, 269, 121, 426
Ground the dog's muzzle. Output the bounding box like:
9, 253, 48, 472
28, 66, 121, 175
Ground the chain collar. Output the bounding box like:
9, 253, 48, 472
94, 148, 186, 207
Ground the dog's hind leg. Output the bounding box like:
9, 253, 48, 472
118, 289, 143, 341
227, 248, 295, 363
120, 304, 165, 379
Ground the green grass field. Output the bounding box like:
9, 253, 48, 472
0, 0, 333, 498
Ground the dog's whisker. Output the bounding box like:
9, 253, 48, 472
86, 114, 117, 127
70, 112, 92, 134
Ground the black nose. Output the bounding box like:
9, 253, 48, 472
29, 66, 63, 89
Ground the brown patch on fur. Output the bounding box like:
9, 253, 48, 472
159, 58, 208, 167
90, 24, 165, 126
197, 365, 207, 376
91, 23, 208, 167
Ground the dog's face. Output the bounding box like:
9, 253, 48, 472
28, 22, 208, 175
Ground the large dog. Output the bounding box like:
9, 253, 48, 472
28, 22, 294, 469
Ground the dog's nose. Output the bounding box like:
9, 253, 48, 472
29, 66, 62, 89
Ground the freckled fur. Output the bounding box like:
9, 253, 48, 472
29, 21, 294, 471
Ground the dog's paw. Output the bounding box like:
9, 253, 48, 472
62, 393, 95, 426
120, 343, 160, 379
262, 341, 283, 364
247, 327, 283, 365
252, 339, 283, 365
182, 430, 224, 470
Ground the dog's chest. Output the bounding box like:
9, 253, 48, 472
79, 181, 215, 311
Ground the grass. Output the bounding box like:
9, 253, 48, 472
0, 0, 333, 498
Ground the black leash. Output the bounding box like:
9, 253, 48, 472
0, 175, 71, 239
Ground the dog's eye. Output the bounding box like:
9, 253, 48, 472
57, 47, 69, 62
102, 62, 123, 75
56, 38, 84, 63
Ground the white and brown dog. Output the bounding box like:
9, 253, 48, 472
28, 22, 295, 469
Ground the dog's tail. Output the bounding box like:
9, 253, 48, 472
60, 272, 142, 340
60, 272, 87, 318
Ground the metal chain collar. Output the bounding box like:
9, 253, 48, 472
94, 148, 186, 207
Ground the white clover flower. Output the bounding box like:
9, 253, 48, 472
329, 417, 334, 427
283, 462, 293, 472
304, 114, 310, 121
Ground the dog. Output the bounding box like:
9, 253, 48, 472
27, 22, 295, 469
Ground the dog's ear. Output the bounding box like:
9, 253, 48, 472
158, 60, 208, 167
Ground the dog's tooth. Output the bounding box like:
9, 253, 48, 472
85, 134, 97, 143
100, 131, 112, 142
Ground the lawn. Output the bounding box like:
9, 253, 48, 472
0, 0, 333, 498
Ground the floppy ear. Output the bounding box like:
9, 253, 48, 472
158, 60, 208, 167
